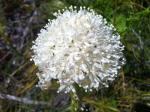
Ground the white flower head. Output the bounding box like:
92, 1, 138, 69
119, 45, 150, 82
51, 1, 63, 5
31, 6, 125, 93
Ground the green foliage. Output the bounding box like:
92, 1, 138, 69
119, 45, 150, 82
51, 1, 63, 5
114, 14, 127, 34
83, 98, 119, 112
0, 0, 150, 112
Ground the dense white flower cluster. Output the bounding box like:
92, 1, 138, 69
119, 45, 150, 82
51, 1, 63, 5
31, 6, 125, 93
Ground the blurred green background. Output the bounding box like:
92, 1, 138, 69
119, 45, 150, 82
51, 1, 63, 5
0, 0, 150, 112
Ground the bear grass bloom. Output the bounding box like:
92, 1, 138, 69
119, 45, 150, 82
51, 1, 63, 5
31, 6, 125, 93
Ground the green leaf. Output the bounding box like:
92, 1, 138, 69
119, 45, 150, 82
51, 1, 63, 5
115, 14, 127, 34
